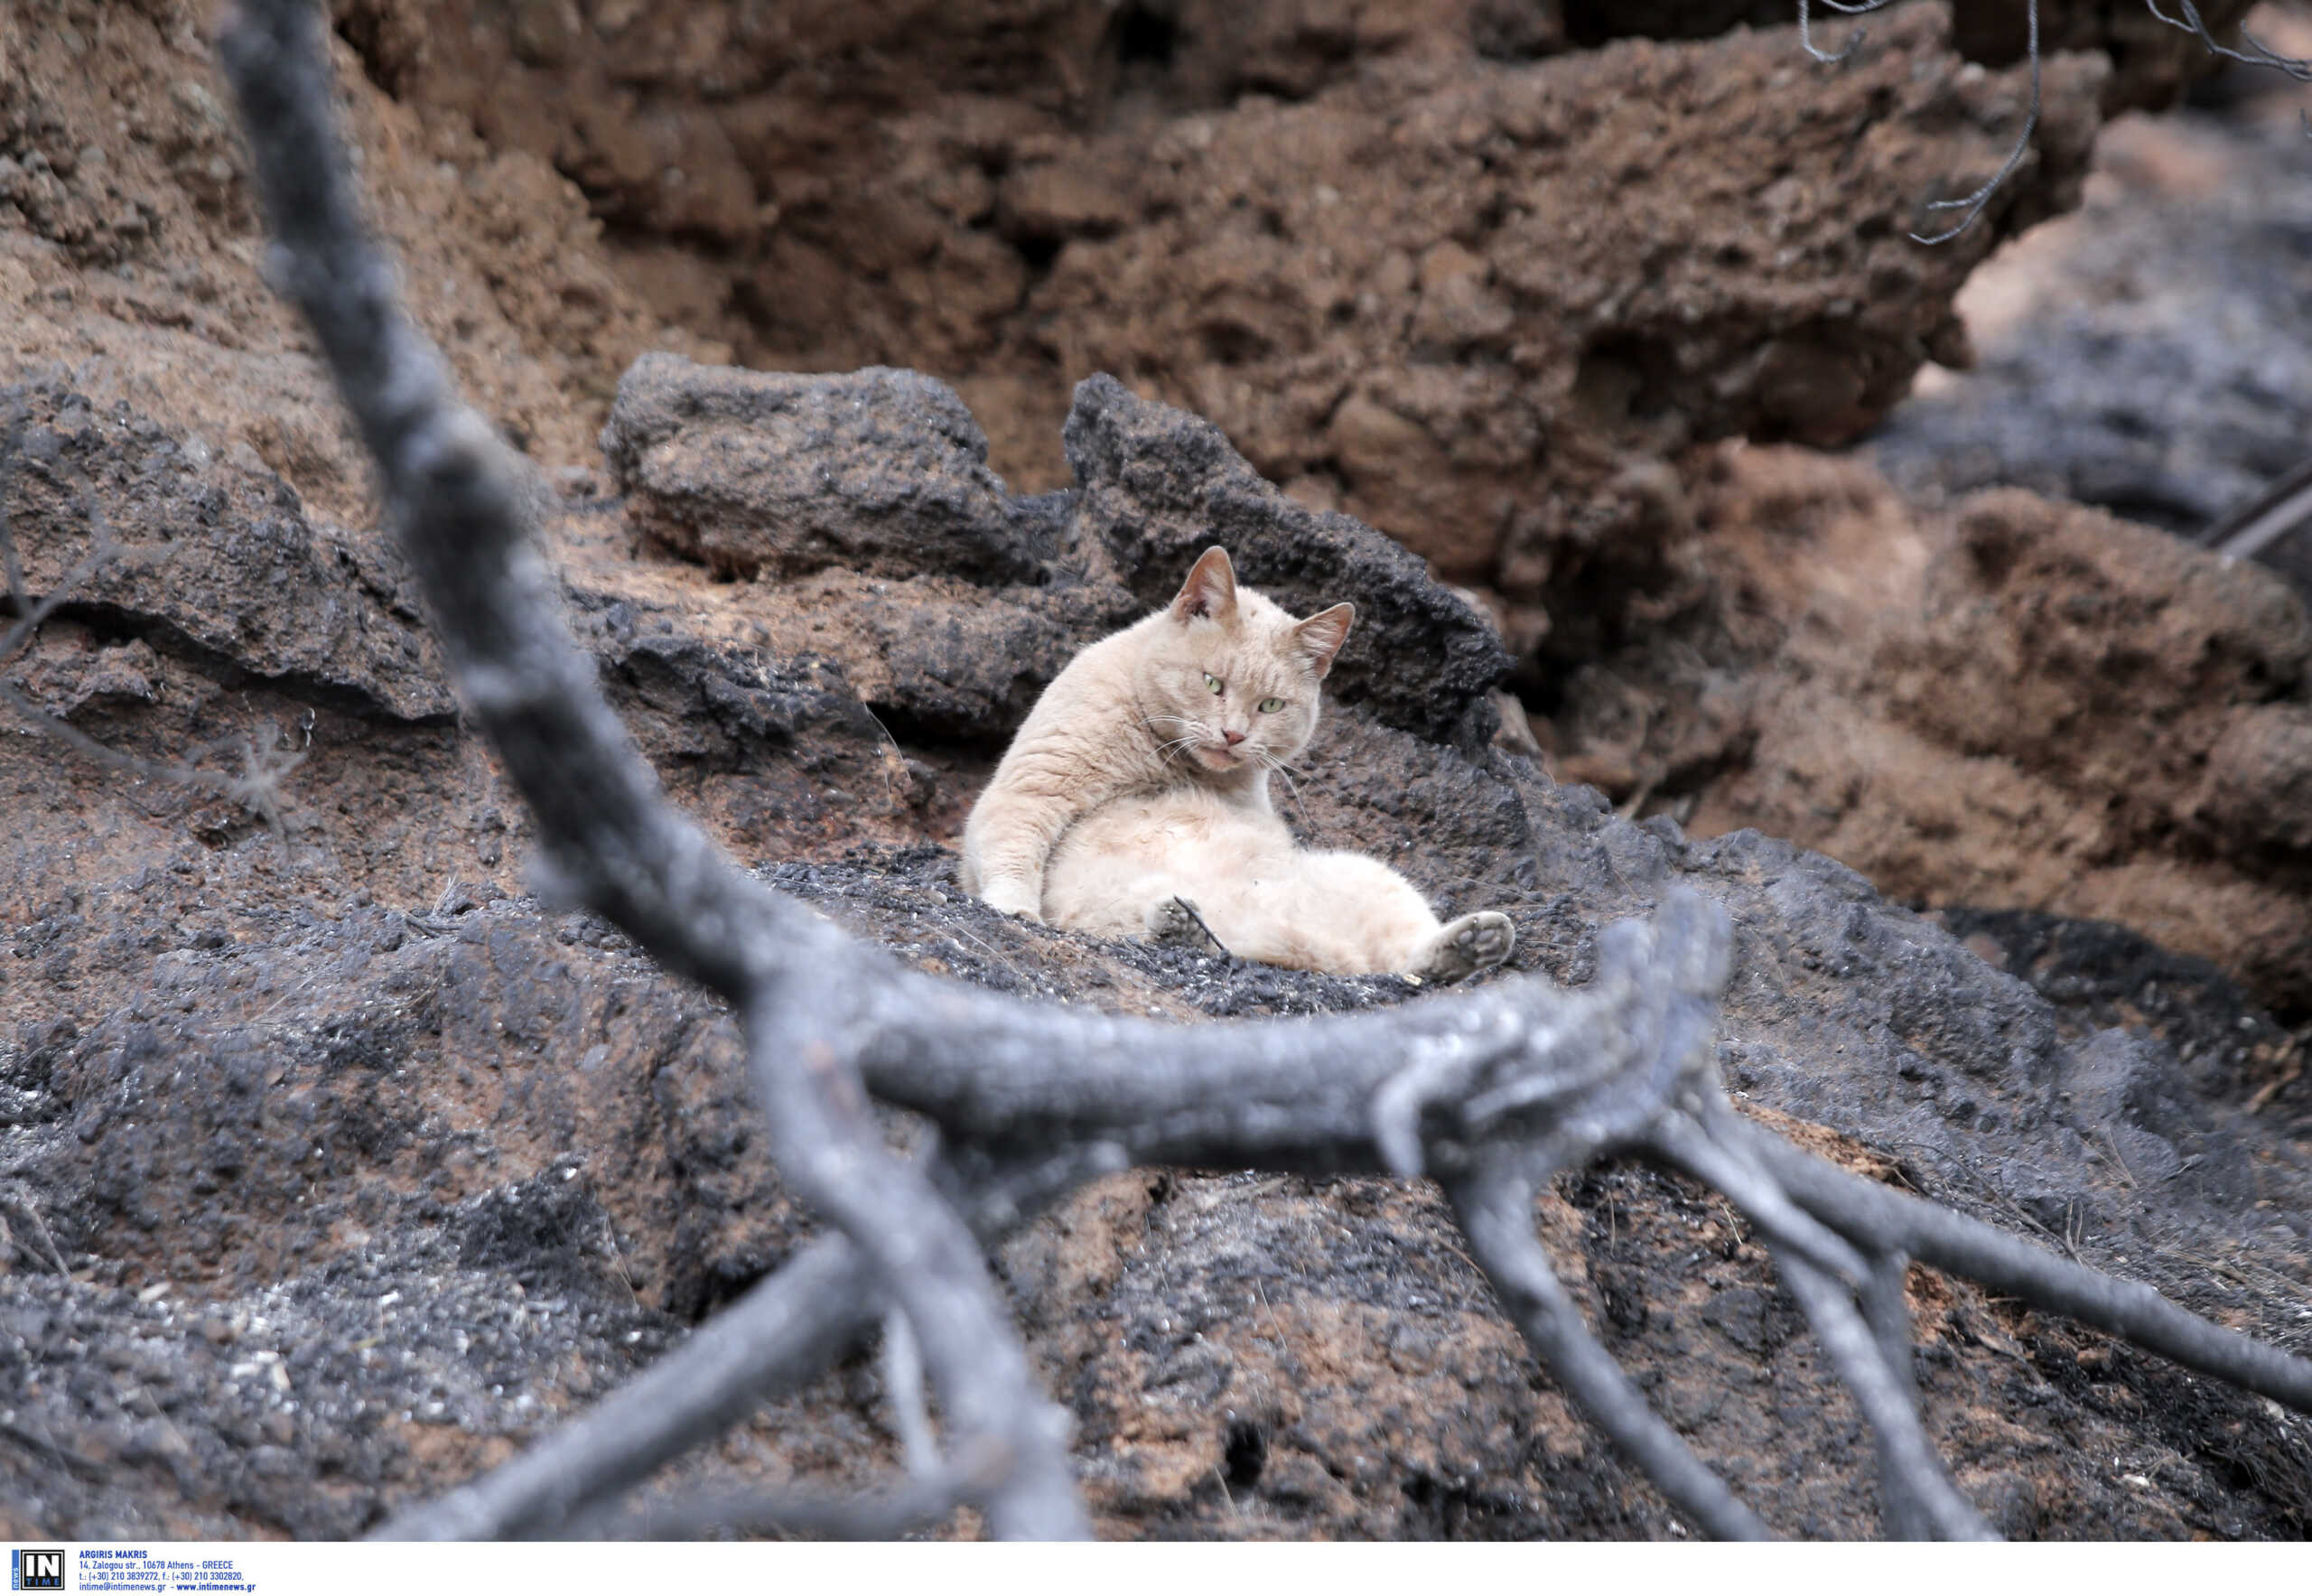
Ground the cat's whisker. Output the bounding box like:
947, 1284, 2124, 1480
1258, 750, 1302, 778
1144, 714, 1218, 767
1255, 749, 1324, 843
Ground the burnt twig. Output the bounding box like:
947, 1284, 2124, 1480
1911, 0, 2042, 244
1797, 0, 1897, 65
1450, 1162, 1773, 1540
2144, 0, 2312, 81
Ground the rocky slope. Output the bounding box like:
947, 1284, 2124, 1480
1544, 443, 2312, 1015
1536, 45, 2312, 1019
5, 358, 2308, 1540
0, 0, 2307, 1544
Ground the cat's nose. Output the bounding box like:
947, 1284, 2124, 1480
1223, 729, 1246, 746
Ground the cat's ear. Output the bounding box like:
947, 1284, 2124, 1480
1170, 546, 1239, 625
1294, 602, 1356, 677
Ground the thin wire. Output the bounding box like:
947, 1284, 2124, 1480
1797, 0, 1897, 65
1912, 0, 2041, 244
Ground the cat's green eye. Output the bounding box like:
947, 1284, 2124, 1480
1204, 672, 1224, 695
1257, 696, 1285, 714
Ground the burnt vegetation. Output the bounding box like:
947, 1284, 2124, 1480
3, 0, 2310, 1543
19, 0, 2259, 1542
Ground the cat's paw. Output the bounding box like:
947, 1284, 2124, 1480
1145, 895, 1224, 954
978, 876, 1044, 923
1413, 910, 1516, 985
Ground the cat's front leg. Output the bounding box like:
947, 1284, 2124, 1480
965, 729, 1139, 921
964, 811, 1061, 922
977, 871, 1046, 921
961, 766, 1086, 923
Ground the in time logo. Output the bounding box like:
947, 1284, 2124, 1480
10, 1550, 63, 1592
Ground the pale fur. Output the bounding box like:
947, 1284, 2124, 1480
962, 547, 1515, 983
1042, 786, 1510, 979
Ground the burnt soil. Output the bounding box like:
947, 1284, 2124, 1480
1, 0, 2308, 1544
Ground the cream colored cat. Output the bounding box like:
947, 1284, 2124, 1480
961, 546, 1515, 983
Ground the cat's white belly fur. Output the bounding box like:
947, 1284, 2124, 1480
1042, 788, 1450, 977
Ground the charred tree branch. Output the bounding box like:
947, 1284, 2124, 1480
219, 0, 1085, 1541
1448, 1162, 1774, 1541
210, 0, 2312, 1542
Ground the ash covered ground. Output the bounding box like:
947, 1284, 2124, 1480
2, 0, 2308, 1541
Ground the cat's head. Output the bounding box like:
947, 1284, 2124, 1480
1135, 546, 1354, 778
